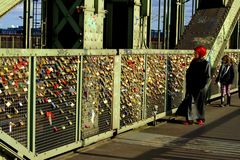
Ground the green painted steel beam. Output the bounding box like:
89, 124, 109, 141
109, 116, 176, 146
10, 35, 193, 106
119, 49, 193, 55
0, 142, 24, 160
24, 0, 33, 48
76, 55, 83, 141
0, 49, 119, 56
37, 142, 82, 160
0, 0, 23, 17
112, 55, 121, 130
82, 131, 114, 147
47, 0, 84, 48
55, 0, 81, 34
0, 131, 36, 159
27, 57, 36, 153
209, 0, 240, 66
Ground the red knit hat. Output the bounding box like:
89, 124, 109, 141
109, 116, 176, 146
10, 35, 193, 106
194, 45, 207, 57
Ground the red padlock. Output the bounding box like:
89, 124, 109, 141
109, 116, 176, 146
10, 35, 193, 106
53, 126, 58, 132
46, 111, 54, 126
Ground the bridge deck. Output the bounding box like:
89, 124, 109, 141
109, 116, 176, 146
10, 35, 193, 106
53, 93, 240, 160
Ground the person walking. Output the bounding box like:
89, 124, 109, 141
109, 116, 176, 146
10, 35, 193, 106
215, 55, 234, 107
176, 45, 211, 126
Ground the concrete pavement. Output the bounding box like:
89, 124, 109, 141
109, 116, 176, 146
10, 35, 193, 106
53, 93, 240, 160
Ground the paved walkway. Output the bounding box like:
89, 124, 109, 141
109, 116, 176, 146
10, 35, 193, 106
53, 93, 240, 160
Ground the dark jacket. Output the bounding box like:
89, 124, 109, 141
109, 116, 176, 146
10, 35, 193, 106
176, 58, 211, 120
186, 58, 211, 96
216, 64, 234, 85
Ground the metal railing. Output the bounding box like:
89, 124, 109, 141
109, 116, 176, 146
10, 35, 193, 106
0, 48, 239, 160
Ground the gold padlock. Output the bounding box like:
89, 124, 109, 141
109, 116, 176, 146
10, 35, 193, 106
68, 120, 73, 126
6, 114, 12, 119
39, 109, 44, 116
19, 120, 24, 126
59, 109, 64, 114
14, 107, 19, 114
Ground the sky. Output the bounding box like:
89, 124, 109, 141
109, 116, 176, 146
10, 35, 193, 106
0, 1, 192, 29
151, 0, 193, 30
0, 3, 23, 28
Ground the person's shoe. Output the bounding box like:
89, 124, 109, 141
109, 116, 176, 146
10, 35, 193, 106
197, 120, 204, 126
183, 120, 193, 125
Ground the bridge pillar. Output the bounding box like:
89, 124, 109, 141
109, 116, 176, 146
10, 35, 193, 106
103, 0, 149, 49
44, 0, 105, 49
44, 0, 149, 49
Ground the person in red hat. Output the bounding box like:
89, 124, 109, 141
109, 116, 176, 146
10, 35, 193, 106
176, 45, 211, 126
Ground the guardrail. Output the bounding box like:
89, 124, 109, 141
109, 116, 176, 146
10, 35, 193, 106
0, 48, 239, 160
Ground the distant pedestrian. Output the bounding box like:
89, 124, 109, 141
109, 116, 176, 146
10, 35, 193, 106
215, 55, 234, 107
176, 45, 211, 126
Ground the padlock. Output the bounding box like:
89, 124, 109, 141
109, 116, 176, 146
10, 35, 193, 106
46, 111, 54, 125
61, 125, 66, 130
19, 120, 24, 126
59, 109, 64, 114
68, 120, 73, 126
53, 126, 58, 132
6, 113, 12, 119
70, 102, 75, 108
19, 102, 23, 107
13, 107, 19, 114
51, 102, 56, 109
9, 122, 16, 133
39, 109, 44, 116
5, 101, 12, 107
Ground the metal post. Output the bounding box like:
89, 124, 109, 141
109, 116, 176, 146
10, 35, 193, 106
195, 0, 198, 10
12, 36, 14, 48
181, 0, 185, 35
167, 0, 171, 49
41, 0, 47, 48
158, 0, 162, 49
237, 19, 240, 49
27, 57, 36, 154
164, 55, 169, 113
112, 55, 121, 130
76, 55, 83, 141
163, 0, 167, 49
175, 0, 180, 45
24, 0, 33, 48
142, 54, 148, 119
178, 1, 182, 40
148, 0, 152, 48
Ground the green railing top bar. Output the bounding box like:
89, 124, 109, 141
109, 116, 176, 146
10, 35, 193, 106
119, 49, 194, 55
0, 49, 117, 57
0, 48, 239, 57
224, 49, 240, 53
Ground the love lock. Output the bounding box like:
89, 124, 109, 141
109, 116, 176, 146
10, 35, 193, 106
46, 111, 54, 126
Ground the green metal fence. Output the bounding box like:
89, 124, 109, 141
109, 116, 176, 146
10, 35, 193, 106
0, 48, 239, 160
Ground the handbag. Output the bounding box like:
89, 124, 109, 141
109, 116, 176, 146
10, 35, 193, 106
176, 94, 192, 117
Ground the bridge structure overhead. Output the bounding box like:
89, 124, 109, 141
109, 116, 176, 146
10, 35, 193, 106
0, 0, 23, 17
